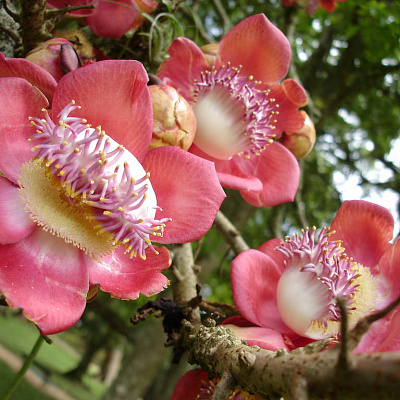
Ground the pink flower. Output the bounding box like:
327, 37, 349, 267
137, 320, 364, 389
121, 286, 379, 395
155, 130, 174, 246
171, 369, 264, 400
46, 0, 157, 38
158, 14, 308, 207
282, 0, 346, 13
0, 56, 225, 334
231, 200, 400, 352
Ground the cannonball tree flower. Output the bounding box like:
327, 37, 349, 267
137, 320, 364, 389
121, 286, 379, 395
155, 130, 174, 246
46, 0, 158, 39
231, 200, 400, 352
158, 14, 308, 207
281, 0, 346, 13
0, 59, 225, 335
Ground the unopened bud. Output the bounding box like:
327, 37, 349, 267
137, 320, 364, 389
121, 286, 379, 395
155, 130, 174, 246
26, 38, 80, 81
149, 85, 196, 151
200, 43, 219, 68
281, 111, 316, 159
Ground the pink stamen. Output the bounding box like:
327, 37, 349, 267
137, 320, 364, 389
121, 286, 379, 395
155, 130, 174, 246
192, 63, 279, 158
276, 227, 359, 322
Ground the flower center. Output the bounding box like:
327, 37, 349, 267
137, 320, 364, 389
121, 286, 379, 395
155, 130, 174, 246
18, 101, 170, 260
275, 227, 377, 339
191, 63, 279, 160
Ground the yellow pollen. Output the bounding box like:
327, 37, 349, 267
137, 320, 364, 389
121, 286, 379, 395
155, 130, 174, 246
18, 161, 116, 260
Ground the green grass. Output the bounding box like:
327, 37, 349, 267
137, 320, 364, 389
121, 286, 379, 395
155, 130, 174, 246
0, 313, 78, 374
0, 312, 107, 400
0, 359, 53, 400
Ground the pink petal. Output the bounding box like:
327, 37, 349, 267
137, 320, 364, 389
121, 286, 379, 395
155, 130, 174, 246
258, 238, 287, 274
218, 14, 291, 85
86, 0, 140, 38
330, 200, 394, 271
46, 0, 98, 16
221, 316, 290, 351
158, 37, 209, 101
52, 60, 152, 162
281, 79, 308, 108
171, 369, 210, 400
0, 229, 88, 334
354, 310, 400, 353
0, 176, 36, 244
84, 246, 171, 299
0, 52, 57, 102
267, 83, 307, 133
142, 146, 226, 244
238, 142, 300, 207
189, 144, 263, 191
231, 249, 292, 334
377, 236, 400, 303
0, 77, 50, 183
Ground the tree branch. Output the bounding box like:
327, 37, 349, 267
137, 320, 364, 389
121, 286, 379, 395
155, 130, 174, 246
180, 319, 400, 400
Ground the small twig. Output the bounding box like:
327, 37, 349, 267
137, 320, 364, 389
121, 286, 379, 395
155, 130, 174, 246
212, 0, 232, 35
213, 210, 250, 255
336, 297, 350, 373
211, 371, 235, 400
348, 293, 400, 351
45, 4, 96, 20
202, 299, 238, 315
193, 237, 204, 263
3, 0, 21, 23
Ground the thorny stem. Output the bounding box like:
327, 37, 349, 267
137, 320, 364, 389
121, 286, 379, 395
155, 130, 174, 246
1, 334, 46, 400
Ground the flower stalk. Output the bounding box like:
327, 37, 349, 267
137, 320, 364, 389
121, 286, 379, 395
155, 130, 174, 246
1, 334, 46, 400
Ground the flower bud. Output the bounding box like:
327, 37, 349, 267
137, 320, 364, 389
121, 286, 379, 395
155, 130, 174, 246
149, 85, 196, 151
52, 29, 95, 64
281, 111, 316, 159
26, 38, 80, 81
200, 43, 219, 67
